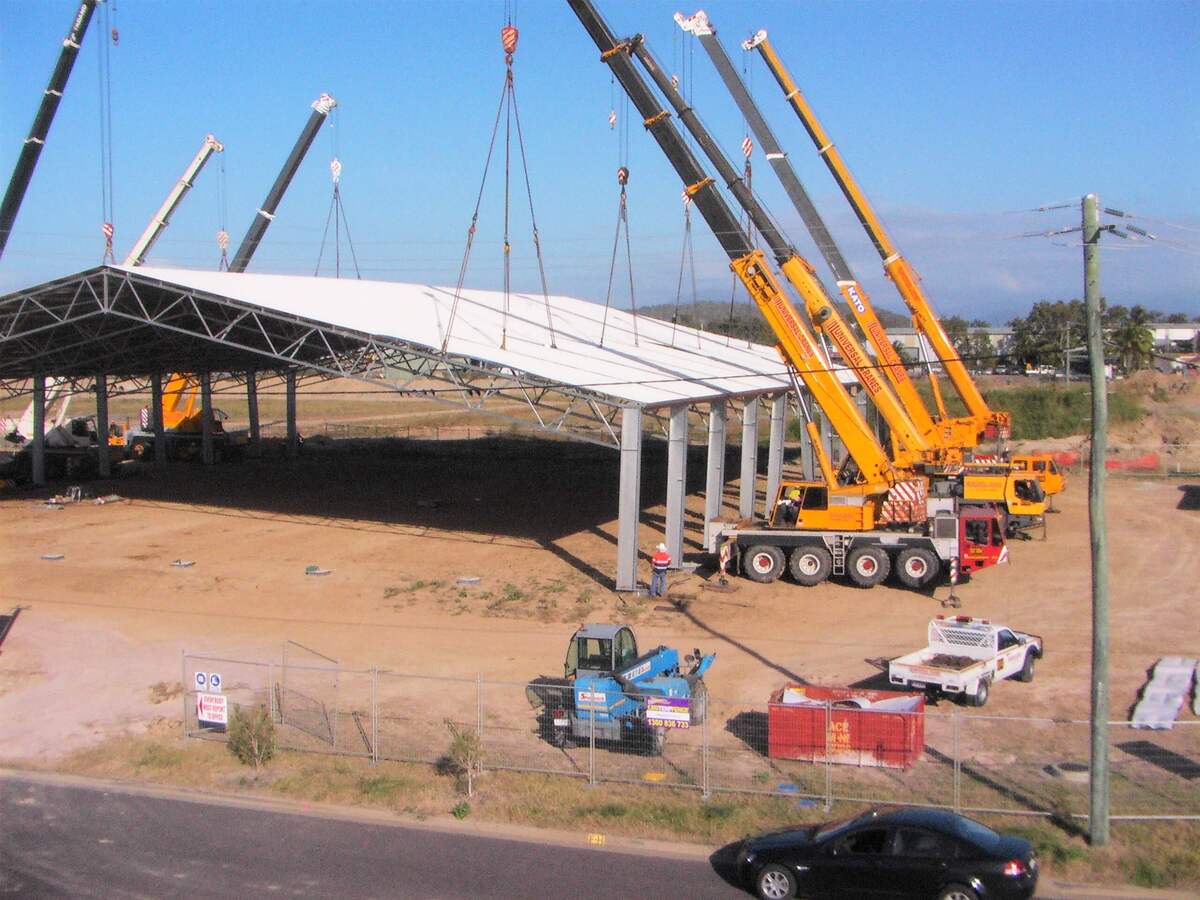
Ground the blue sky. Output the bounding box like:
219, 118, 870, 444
1, 0, 1196, 323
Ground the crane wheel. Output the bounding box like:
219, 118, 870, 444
847, 546, 890, 588
743, 545, 785, 583
789, 546, 832, 586
129, 440, 150, 462
895, 547, 940, 589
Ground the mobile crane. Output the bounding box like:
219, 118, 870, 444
741, 29, 1062, 491
626, 23, 1044, 530
123, 134, 225, 267
0, 0, 97, 260
121, 95, 336, 461
569, 0, 1010, 589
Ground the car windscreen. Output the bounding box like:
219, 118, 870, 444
951, 816, 1002, 852
814, 813, 869, 843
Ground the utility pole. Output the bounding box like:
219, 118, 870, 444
1083, 192, 1109, 846
1064, 322, 1071, 385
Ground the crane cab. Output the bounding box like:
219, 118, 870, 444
564, 624, 638, 680
768, 480, 877, 532
1011, 454, 1065, 496
958, 510, 1008, 575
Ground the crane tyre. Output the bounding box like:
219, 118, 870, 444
788, 545, 832, 586
847, 546, 890, 588
895, 547, 940, 589
744, 545, 785, 583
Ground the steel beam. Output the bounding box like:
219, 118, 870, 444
285, 370, 298, 458
95, 373, 109, 477
31, 374, 45, 485
246, 369, 260, 446
705, 400, 727, 527
200, 371, 214, 466
766, 394, 786, 514
739, 399, 759, 519
616, 406, 643, 592
151, 372, 166, 467
665, 404, 688, 568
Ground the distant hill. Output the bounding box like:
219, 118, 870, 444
637, 299, 910, 344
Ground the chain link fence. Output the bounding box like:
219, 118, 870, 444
183, 650, 1199, 821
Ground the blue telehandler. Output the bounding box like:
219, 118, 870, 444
526, 624, 715, 755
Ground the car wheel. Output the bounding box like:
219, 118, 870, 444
755, 863, 797, 900
895, 547, 940, 588
937, 884, 979, 900
970, 678, 990, 708
846, 546, 890, 588
744, 545, 785, 583
788, 545, 832, 586
1017, 652, 1035, 683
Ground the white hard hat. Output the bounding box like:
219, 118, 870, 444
656, 543, 667, 552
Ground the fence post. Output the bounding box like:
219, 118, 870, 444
953, 707, 961, 813
181, 651, 188, 735
476, 673, 484, 773
824, 700, 833, 812
268, 661, 275, 722
332, 664, 340, 752
701, 704, 710, 799
371, 667, 378, 764
281, 641, 288, 726
589, 711, 596, 787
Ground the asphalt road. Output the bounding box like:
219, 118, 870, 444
0, 772, 743, 899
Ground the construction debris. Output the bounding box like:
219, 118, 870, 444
456, 576, 482, 586
93, 494, 124, 505
40, 553, 64, 561
171, 559, 195, 568
305, 564, 333, 576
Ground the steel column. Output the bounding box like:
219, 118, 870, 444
616, 405, 643, 592
739, 399, 759, 519
766, 394, 786, 514
151, 372, 166, 467
704, 400, 727, 526
31, 374, 45, 486
286, 370, 298, 458
246, 369, 260, 446
665, 404, 688, 568
200, 371, 214, 465
95, 373, 109, 477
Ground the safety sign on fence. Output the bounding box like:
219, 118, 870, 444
194, 671, 222, 692
646, 696, 690, 729
197, 692, 228, 731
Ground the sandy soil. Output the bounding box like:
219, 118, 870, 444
1, 432, 1197, 764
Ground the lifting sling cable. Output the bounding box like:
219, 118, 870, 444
670, 191, 701, 349
443, 22, 557, 353
314, 157, 362, 279
216, 151, 230, 270
96, 0, 116, 262
600, 94, 638, 347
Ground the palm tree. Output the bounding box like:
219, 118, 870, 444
1108, 305, 1154, 373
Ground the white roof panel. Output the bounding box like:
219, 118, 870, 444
124, 266, 795, 407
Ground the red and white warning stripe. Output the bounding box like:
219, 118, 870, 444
501, 25, 518, 56
742, 135, 753, 158
608, 109, 616, 129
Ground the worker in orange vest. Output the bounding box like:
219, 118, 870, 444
650, 542, 671, 597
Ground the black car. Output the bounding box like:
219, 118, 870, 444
737, 808, 1037, 900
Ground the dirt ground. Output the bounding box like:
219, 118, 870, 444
1, 429, 1197, 764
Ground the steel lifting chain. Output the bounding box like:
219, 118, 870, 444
444, 23, 557, 353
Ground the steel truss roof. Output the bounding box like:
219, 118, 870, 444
0, 266, 797, 447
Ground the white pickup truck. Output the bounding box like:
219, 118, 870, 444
888, 616, 1043, 707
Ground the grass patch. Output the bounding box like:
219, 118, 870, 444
358, 774, 412, 800
909, 383, 1145, 441
134, 744, 184, 770
147, 681, 183, 704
